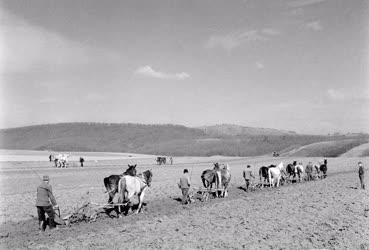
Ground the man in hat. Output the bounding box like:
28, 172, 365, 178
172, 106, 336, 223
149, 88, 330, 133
178, 169, 191, 204
36, 175, 58, 231
358, 162, 365, 190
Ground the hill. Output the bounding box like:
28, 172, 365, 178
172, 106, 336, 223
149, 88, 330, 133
283, 139, 369, 157
198, 124, 296, 136
0, 123, 367, 157
339, 142, 369, 157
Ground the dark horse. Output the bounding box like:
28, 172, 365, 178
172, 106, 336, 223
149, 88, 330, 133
104, 164, 137, 204
259, 165, 275, 186
319, 159, 328, 179
286, 161, 297, 182
201, 163, 221, 189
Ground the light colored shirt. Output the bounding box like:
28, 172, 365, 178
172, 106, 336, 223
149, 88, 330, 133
179, 174, 191, 189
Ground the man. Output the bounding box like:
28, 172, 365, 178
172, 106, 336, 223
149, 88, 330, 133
178, 169, 191, 204
79, 157, 85, 167
36, 175, 58, 231
243, 165, 255, 192
305, 162, 313, 181
358, 162, 365, 190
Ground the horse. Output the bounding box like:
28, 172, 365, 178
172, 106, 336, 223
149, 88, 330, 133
295, 163, 304, 182
268, 162, 284, 187
259, 165, 275, 186
117, 170, 153, 215
286, 161, 297, 182
218, 164, 231, 197
201, 163, 225, 197
53, 154, 69, 168
156, 157, 166, 165
103, 165, 137, 204
319, 159, 328, 179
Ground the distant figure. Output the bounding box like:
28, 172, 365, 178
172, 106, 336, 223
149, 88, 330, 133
49, 154, 53, 162
243, 165, 255, 192
305, 162, 313, 181
36, 175, 58, 231
170, 156, 173, 165
79, 157, 85, 167
178, 169, 191, 204
358, 161, 365, 190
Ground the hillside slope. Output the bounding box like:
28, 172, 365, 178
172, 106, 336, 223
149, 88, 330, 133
198, 124, 296, 136
339, 142, 369, 157
283, 139, 369, 157
0, 123, 367, 157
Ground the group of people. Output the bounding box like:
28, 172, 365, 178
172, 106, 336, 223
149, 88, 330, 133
36, 160, 365, 231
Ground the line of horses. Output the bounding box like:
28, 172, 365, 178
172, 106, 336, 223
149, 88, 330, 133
102, 159, 327, 217
49, 153, 70, 168
258, 159, 328, 188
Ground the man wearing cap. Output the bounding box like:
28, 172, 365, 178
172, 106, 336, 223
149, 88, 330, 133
36, 175, 58, 231
358, 162, 365, 190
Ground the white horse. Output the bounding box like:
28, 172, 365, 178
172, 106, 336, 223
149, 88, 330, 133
219, 164, 231, 197
268, 162, 284, 187
55, 153, 69, 168
295, 163, 304, 182
118, 170, 153, 215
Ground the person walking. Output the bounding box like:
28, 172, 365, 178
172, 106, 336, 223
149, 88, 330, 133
178, 169, 191, 204
243, 165, 255, 192
358, 161, 365, 190
79, 157, 85, 167
36, 175, 58, 231
305, 162, 313, 181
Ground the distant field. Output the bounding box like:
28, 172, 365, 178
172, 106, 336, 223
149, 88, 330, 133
0, 149, 155, 162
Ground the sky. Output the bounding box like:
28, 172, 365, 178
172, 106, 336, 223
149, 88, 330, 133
0, 0, 368, 134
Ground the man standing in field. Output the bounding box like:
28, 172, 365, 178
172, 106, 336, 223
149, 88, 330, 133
243, 165, 255, 192
178, 169, 191, 204
305, 162, 313, 181
358, 161, 365, 190
36, 175, 58, 231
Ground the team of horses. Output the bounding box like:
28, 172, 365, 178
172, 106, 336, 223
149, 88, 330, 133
258, 159, 328, 187
49, 153, 70, 168
102, 159, 327, 216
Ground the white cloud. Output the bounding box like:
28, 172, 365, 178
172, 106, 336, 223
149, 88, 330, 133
85, 93, 106, 101
205, 29, 280, 51
255, 62, 265, 70
288, 0, 327, 8
306, 20, 323, 31
327, 89, 345, 100
134, 65, 190, 80
327, 88, 369, 101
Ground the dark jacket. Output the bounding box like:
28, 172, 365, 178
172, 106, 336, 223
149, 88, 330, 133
36, 182, 57, 207
359, 165, 365, 175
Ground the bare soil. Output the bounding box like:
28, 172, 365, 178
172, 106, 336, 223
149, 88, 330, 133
0, 155, 368, 249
